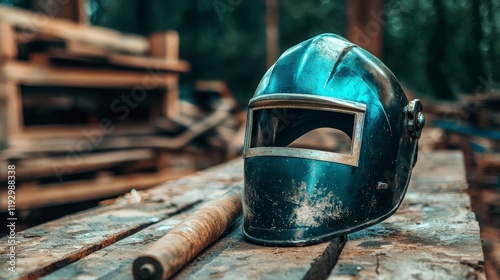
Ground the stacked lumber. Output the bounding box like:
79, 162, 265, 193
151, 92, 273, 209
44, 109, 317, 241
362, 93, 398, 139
428, 93, 500, 280
463, 94, 500, 186
0, 5, 245, 210
431, 93, 500, 187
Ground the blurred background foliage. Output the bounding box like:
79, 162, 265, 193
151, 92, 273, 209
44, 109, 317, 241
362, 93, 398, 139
2, 0, 500, 103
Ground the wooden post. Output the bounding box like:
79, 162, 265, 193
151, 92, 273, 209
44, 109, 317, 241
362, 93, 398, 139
266, 0, 279, 68
346, 0, 384, 59
149, 31, 180, 118
0, 22, 18, 149
0, 82, 23, 149
149, 31, 180, 60
77, 0, 89, 24
0, 87, 8, 149
35, 0, 88, 24
0, 21, 17, 59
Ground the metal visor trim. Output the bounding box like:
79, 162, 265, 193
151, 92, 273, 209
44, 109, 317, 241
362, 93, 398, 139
243, 94, 365, 167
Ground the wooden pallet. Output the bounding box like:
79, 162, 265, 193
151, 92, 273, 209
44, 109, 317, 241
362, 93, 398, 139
0, 3, 247, 216
0, 147, 228, 211
0, 5, 190, 148
0, 151, 485, 279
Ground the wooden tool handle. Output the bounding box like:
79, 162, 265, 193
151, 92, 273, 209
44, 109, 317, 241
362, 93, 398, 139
132, 188, 242, 280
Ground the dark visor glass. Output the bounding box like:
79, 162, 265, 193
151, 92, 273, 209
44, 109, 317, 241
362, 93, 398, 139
250, 108, 355, 154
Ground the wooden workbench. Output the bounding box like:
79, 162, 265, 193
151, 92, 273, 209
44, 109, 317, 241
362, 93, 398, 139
0, 151, 485, 279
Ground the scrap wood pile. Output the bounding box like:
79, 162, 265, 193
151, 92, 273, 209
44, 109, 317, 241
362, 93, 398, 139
0, 5, 245, 211
427, 93, 500, 187
425, 92, 500, 279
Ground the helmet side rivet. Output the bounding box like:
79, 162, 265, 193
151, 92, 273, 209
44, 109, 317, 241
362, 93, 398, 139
417, 112, 425, 129
407, 99, 424, 139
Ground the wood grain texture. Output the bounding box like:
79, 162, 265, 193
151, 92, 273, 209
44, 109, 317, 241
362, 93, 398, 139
329, 151, 485, 279
0, 159, 244, 280
125, 158, 346, 280
173, 220, 345, 280
34, 161, 245, 280
0, 201, 195, 280
40, 212, 192, 280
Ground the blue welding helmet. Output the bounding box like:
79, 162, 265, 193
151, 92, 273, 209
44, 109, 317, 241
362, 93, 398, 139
242, 34, 424, 246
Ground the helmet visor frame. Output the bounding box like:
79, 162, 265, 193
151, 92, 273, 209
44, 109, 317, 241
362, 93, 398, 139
243, 93, 366, 167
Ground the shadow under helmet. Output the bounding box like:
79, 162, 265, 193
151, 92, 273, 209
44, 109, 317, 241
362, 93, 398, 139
242, 33, 425, 246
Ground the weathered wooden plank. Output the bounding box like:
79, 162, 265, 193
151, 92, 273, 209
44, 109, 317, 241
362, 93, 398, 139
149, 31, 181, 118
50, 208, 343, 280
1, 61, 171, 88
0, 159, 244, 279
18, 124, 155, 139
0, 201, 195, 280
174, 220, 345, 280
6, 108, 229, 153
329, 151, 485, 279
0, 168, 193, 211
329, 202, 483, 279
0, 148, 156, 181
46, 49, 191, 73
40, 190, 244, 280
40, 212, 192, 280
0, 5, 149, 55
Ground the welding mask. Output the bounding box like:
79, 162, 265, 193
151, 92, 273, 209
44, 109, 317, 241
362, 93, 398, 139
242, 34, 424, 246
